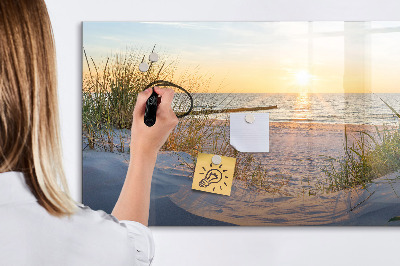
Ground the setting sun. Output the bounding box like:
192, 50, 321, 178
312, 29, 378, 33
295, 70, 312, 86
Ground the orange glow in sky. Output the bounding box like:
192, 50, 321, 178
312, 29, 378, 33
83, 22, 400, 93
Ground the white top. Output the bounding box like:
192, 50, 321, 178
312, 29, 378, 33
0, 171, 155, 266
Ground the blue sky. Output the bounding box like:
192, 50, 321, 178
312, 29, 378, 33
83, 22, 400, 93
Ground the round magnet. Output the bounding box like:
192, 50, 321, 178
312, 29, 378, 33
245, 114, 255, 124
149, 52, 159, 62
211, 155, 222, 165
139, 62, 149, 72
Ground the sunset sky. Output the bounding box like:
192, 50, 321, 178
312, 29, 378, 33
83, 22, 400, 93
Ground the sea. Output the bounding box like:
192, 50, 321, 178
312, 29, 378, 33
181, 93, 400, 125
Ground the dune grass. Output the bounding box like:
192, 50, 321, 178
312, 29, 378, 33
322, 100, 400, 191
82, 47, 285, 194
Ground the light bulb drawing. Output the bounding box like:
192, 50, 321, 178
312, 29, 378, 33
198, 163, 229, 192
192, 153, 236, 196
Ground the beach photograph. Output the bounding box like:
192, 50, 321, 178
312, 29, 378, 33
82, 22, 400, 226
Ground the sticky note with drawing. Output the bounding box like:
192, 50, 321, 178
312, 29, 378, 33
192, 153, 236, 196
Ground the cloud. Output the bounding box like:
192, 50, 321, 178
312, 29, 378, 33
100, 36, 121, 41
139, 22, 220, 30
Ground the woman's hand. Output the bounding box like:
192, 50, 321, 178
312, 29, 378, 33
130, 86, 179, 157
112, 86, 178, 225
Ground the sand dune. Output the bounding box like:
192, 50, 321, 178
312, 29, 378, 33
83, 150, 400, 226
83, 122, 400, 226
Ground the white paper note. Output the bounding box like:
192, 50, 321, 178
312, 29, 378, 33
230, 113, 269, 152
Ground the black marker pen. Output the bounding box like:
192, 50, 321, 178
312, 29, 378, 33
144, 88, 159, 127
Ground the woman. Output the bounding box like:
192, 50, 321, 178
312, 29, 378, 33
0, 0, 178, 265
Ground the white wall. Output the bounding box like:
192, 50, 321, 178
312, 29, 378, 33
46, 0, 400, 265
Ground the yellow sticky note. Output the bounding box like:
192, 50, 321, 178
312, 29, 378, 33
192, 153, 236, 196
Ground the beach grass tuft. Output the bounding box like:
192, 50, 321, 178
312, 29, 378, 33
82, 48, 284, 194
322, 100, 400, 191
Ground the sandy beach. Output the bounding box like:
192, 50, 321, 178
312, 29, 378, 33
83, 122, 400, 226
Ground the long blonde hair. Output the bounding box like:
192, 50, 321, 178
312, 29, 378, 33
0, 0, 76, 216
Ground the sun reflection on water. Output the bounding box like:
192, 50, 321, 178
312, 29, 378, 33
292, 92, 312, 122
